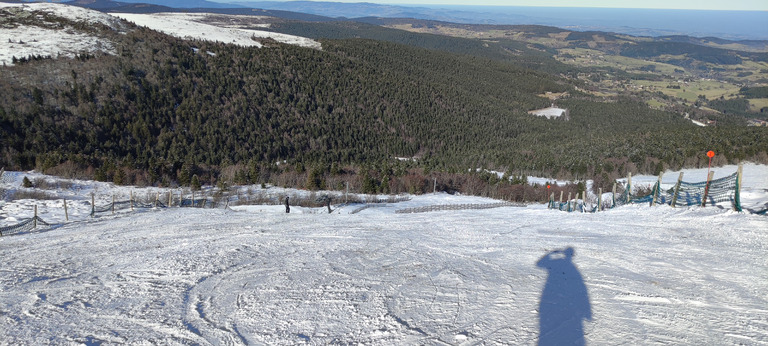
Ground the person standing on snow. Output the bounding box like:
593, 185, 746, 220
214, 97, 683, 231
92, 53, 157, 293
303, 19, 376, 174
284, 196, 290, 213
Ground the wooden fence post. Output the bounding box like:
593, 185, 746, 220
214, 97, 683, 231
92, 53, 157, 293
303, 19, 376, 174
112, 195, 115, 214
559, 191, 563, 204
612, 182, 617, 208
155, 192, 159, 208
651, 173, 663, 206
168, 191, 172, 208
626, 172, 632, 203
130, 190, 134, 211
598, 188, 602, 211
34, 205, 38, 229
671, 172, 684, 207
702, 171, 714, 207
734, 163, 743, 212
91, 193, 95, 217
63, 199, 69, 221
567, 192, 572, 212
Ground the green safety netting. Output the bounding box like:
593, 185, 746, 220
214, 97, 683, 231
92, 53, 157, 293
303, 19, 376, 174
0, 216, 54, 236
549, 170, 742, 213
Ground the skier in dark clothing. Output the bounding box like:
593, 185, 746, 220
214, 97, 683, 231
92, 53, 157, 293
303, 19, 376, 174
284, 196, 290, 213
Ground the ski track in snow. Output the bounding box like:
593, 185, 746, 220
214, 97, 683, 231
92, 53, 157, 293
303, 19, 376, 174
1, 197, 767, 344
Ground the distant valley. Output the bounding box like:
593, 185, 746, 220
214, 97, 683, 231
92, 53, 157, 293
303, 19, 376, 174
1, 0, 766, 196
233, 1, 768, 41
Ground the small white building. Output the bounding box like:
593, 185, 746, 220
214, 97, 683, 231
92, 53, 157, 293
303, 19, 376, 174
528, 104, 570, 120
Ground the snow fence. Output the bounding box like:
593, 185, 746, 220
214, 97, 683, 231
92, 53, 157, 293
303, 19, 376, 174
549, 165, 747, 213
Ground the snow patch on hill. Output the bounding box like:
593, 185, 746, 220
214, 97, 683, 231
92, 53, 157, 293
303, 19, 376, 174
1, 2, 125, 27
0, 3, 320, 66
0, 26, 115, 66
0, 2, 125, 66
111, 12, 321, 49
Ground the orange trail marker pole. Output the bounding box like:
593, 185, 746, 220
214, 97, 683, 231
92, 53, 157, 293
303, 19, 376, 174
546, 184, 551, 208
703, 151, 715, 207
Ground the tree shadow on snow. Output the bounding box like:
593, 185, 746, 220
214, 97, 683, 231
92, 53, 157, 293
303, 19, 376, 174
536, 247, 592, 346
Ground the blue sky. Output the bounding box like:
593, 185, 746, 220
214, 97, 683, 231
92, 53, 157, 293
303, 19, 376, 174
255, 0, 768, 11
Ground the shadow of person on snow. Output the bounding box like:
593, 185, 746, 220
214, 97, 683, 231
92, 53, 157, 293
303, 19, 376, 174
536, 246, 592, 346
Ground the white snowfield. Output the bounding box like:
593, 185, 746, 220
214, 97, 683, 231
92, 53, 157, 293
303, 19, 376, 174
111, 12, 322, 50
0, 2, 126, 27
1, 165, 767, 344
0, 3, 320, 66
0, 2, 126, 66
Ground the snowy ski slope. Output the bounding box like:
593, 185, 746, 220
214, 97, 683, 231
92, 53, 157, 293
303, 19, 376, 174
1, 164, 767, 344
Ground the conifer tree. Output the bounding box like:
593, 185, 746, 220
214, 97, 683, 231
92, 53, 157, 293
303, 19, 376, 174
191, 174, 201, 191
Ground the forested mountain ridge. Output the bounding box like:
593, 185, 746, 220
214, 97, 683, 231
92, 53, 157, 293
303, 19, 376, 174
367, 18, 768, 123
1, 3, 766, 195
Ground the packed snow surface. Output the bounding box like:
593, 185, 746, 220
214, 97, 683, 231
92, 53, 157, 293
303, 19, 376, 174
1, 165, 767, 344
111, 12, 321, 49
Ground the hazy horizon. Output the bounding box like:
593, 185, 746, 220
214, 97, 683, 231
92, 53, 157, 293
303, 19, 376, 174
214, 0, 768, 40
213, 0, 768, 12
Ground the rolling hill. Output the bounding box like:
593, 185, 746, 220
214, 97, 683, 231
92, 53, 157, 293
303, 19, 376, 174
1, 2, 766, 193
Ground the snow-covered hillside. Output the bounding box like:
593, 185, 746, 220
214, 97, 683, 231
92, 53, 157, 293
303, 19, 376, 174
111, 12, 321, 49
0, 2, 127, 66
0, 2, 319, 66
1, 165, 766, 344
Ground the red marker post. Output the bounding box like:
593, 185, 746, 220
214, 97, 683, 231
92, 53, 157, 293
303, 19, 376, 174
547, 184, 552, 209
703, 151, 715, 207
